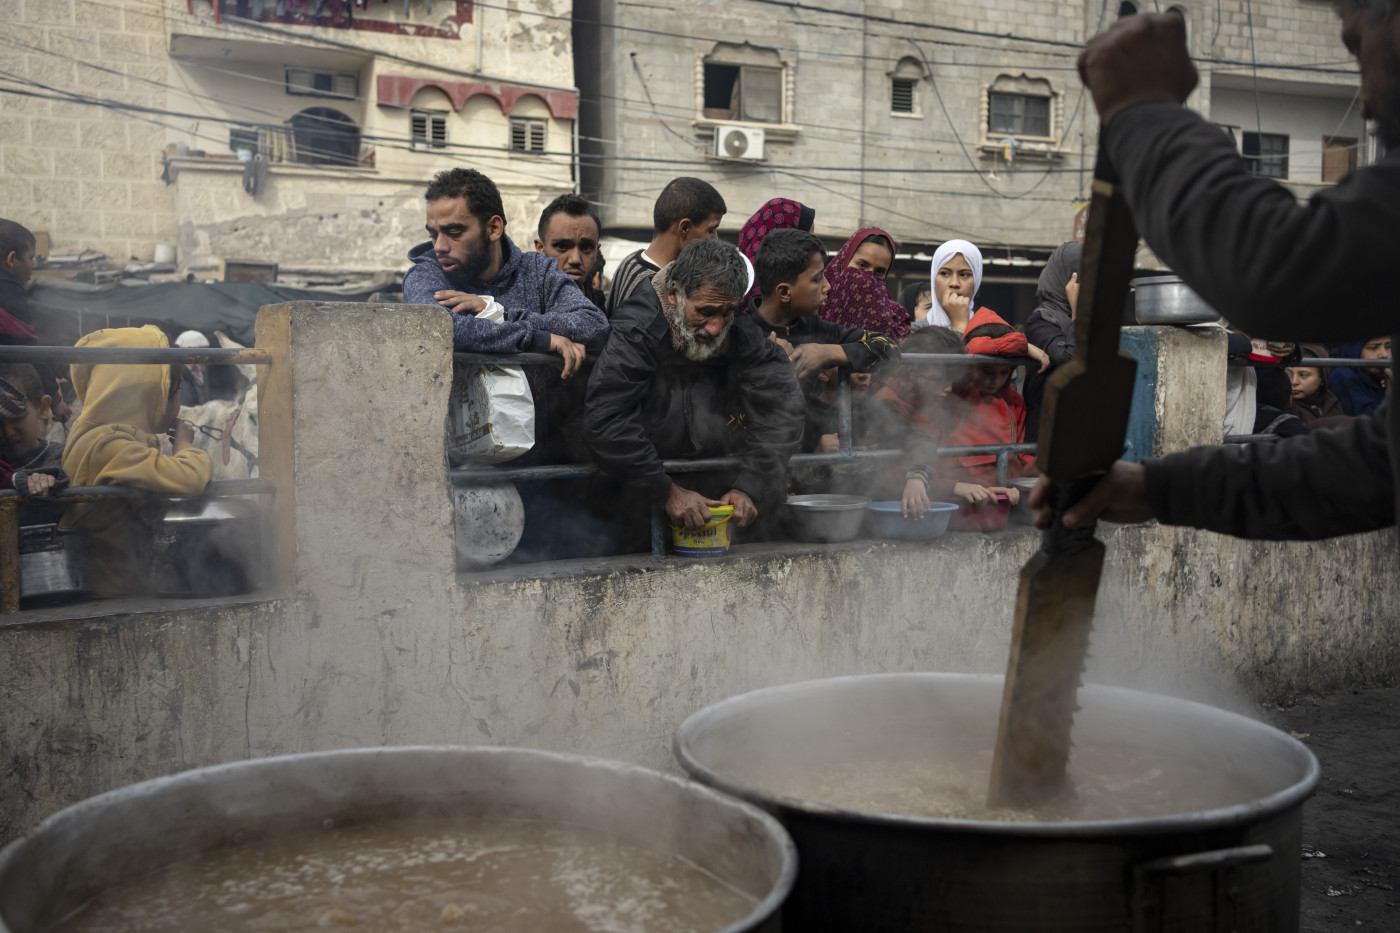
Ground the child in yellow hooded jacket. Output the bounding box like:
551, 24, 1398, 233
62, 326, 212, 596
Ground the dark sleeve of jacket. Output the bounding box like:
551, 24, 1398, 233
726, 316, 807, 509
1105, 102, 1400, 344
1144, 401, 1395, 540
582, 286, 672, 503
801, 317, 901, 372
1025, 309, 1074, 367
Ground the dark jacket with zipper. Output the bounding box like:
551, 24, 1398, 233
583, 271, 805, 510
1101, 101, 1400, 540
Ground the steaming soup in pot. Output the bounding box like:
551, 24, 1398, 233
49, 819, 758, 933
748, 741, 1259, 823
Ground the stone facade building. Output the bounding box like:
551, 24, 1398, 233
575, 0, 1365, 314
0, 0, 580, 279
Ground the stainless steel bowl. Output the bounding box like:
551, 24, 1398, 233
785, 494, 871, 543
1133, 274, 1221, 325
1008, 476, 1040, 525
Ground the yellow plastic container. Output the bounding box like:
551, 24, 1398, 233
670, 505, 736, 558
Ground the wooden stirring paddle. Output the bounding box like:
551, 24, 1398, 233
987, 148, 1140, 809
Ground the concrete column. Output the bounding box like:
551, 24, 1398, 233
1121, 324, 1228, 460
255, 302, 457, 604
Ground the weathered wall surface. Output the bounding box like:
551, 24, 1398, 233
4, 521, 1395, 841
1, 321, 1394, 843
0, 0, 177, 263
171, 166, 567, 277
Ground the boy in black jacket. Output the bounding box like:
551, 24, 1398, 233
749, 229, 900, 382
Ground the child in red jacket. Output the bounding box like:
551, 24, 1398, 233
945, 308, 1038, 490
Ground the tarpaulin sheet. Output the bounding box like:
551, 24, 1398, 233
30, 281, 395, 346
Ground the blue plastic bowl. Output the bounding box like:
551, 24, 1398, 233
866, 500, 959, 539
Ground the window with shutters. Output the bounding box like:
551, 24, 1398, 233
285, 68, 358, 100
891, 78, 916, 114
410, 110, 448, 150
1243, 131, 1289, 179
509, 118, 547, 153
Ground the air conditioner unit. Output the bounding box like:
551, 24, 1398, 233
714, 125, 765, 161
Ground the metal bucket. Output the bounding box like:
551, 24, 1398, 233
18, 524, 89, 602
1132, 275, 1221, 325
0, 747, 796, 933
675, 673, 1319, 932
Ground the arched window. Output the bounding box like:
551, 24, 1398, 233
1118, 1, 1138, 17
289, 107, 359, 166
889, 57, 925, 115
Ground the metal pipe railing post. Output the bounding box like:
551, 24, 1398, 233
650, 504, 667, 556
0, 498, 19, 614
838, 370, 853, 456
995, 449, 1010, 487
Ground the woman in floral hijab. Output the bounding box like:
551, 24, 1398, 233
818, 227, 911, 341
736, 198, 815, 304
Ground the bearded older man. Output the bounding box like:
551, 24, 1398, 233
584, 238, 805, 532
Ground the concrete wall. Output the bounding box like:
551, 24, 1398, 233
1, 315, 1395, 844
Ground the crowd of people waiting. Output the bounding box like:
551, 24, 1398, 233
1, 161, 1390, 571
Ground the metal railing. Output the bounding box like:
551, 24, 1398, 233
0, 345, 276, 614
1224, 356, 1390, 444
451, 351, 1040, 557
1229, 356, 1392, 368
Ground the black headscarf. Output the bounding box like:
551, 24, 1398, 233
1034, 241, 1083, 336
899, 281, 931, 323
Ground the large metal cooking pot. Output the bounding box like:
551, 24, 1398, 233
675, 673, 1319, 932
0, 746, 795, 933
148, 496, 262, 597
1132, 275, 1221, 325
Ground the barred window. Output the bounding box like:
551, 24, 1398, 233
509, 118, 547, 153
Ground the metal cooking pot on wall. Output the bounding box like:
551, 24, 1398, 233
1132, 275, 1222, 325
17, 524, 88, 604
148, 496, 262, 598
675, 673, 1319, 933
0, 747, 796, 933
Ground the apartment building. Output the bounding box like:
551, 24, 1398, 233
575, 0, 1365, 312
0, 0, 581, 278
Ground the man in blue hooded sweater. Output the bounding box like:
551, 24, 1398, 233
403, 169, 609, 377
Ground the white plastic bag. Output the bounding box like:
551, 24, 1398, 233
447, 297, 536, 465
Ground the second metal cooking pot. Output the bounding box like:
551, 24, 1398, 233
0, 747, 796, 933
675, 673, 1319, 932
148, 496, 262, 598
1132, 275, 1221, 325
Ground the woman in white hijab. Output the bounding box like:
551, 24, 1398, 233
923, 239, 984, 333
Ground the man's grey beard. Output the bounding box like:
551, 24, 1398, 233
663, 291, 733, 361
